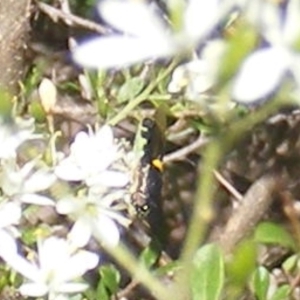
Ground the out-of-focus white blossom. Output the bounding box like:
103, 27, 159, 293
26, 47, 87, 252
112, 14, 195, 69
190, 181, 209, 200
2, 236, 99, 300
56, 189, 130, 248
73, 0, 224, 69
232, 0, 300, 103
0, 117, 38, 159
0, 158, 56, 206
55, 125, 129, 189
0, 202, 21, 261
168, 39, 226, 101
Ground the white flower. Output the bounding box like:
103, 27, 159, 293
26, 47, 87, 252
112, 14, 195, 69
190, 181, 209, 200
0, 117, 37, 159
232, 0, 300, 103
73, 0, 223, 69
0, 201, 21, 261
168, 39, 226, 101
56, 190, 130, 248
2, 236, 99, 300
0, 158, 56, 206
55, 125, 129, 188
0, 157, 56, 262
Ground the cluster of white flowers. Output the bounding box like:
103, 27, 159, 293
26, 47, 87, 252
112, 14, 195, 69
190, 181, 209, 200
0, 114, 134, 299
2, 0, 300, 298
73, 0, 300, 106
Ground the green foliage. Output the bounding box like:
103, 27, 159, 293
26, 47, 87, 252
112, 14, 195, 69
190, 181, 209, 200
282, 254, 298, 273
270, 285, 290, 300
118, 77, 145, 104
97, 264, 121, 299
251, 266, 292, 300
69, 0, 97, 16
191, 244, 224, 300
218, 20, 258, 84
0, 90, 13, 117
86, 70, 110, 118
254, 222, 296, 250
0, 266, 10, 292
252, 266, 270, 300
139, 243, 161, 268
28, 99, 46, 123
226, 240, 257, 289
21, 66, 43, 98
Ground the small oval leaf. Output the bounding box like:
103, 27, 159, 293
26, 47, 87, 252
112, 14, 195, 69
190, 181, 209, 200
118, 77, 144, 103
192, 243, 224, 300
254, 222, 296, 250
252, 266, 270, 300
270, 285, 290, 300
98, 264, 120, 295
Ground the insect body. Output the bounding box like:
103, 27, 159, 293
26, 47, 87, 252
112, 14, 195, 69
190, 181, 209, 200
131, 118, 164, 217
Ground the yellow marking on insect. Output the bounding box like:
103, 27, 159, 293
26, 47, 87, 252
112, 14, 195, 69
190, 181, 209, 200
152, 159, 163, 172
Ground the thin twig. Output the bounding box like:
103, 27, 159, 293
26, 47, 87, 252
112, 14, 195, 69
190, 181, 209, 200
213, 170, 243, 203
163, 134, 210, 163
280, 190, 300, 249
36, 1, 111, 34
117, 280, 140, 299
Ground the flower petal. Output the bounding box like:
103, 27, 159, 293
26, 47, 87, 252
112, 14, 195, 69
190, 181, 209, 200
291, 56, 300, 90
56, 197, 81, 215
19, 283, 48, 297
0, 229, 18, 258
91, 215, 120, 247
73, 36, 173, 70
232, 48, 289, 103
0, 202, 21, 227
86, 170, 129, 188
55, 283, 89, 294
6, 255, 40, 282
57, 251, 98, 282
283, 0, 300, 45
184, 0, 218, 43
68, 219, 92, 248
94, 125, 114, 148
38, 237, 69, 275
24, 170, 56, 193
55, 160, 85, 181
99, 0, 167, 39
168, 60, 214, 95
19, 194, 55, 206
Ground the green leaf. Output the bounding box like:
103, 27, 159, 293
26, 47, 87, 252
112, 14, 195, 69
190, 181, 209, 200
28, 99, 46, 123
0, 89, 12, 116
98, 264, 120, 297
226, 239, 256, 287
191, 244, 224, 300
22, 65, 43, 97
139, 243, 160, 268
282, 254, 298, 273
270, 285, 290, 300
254, 222, 296, 250
118, 77, 144, 103
252, 266, 270, 300
96, 283, 110, 300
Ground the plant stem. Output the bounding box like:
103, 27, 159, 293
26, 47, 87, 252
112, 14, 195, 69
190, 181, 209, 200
108, 60, 178, 126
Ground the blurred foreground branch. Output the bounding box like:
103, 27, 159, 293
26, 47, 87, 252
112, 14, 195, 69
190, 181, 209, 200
216, 174, 281, 255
